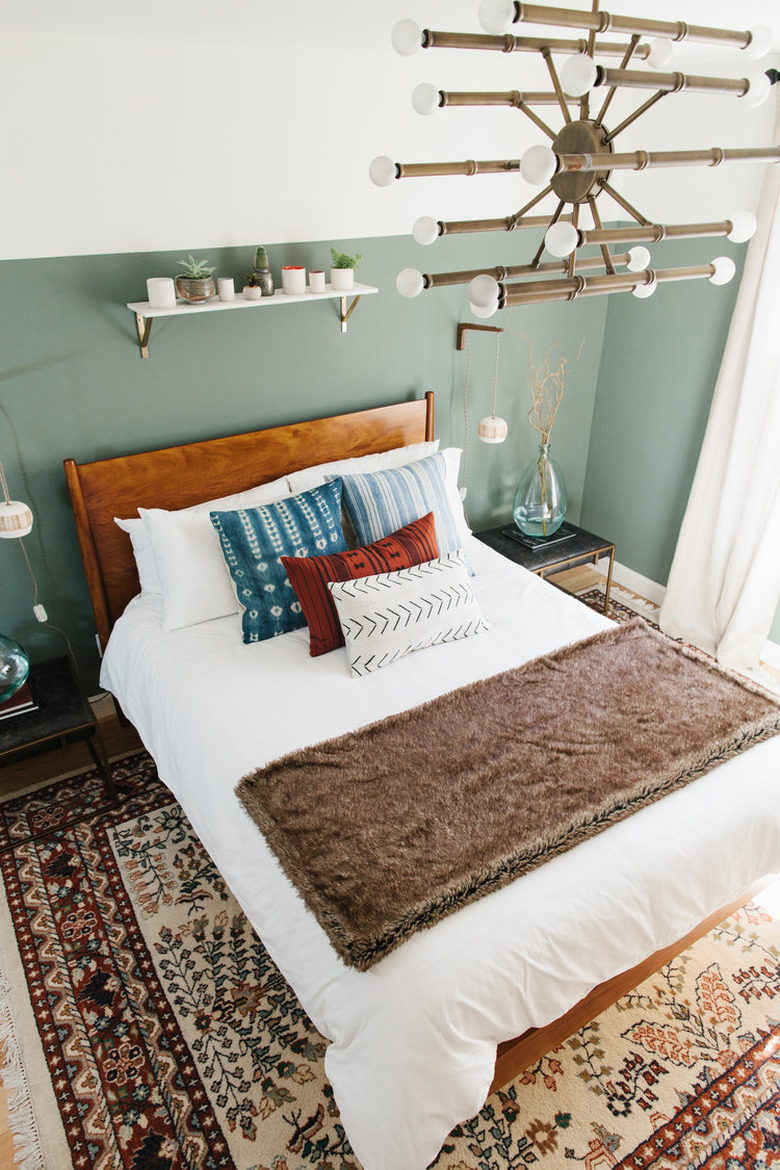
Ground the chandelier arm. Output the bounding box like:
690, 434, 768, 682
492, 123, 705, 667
595, 67, 749, 97
597, 180, 652, 225
603, 91, 670, 143
587, 198, 616, 275
396, 159, 522, 179
543, 50, 572, 124
441, 90, 560, 107
507, 186, 557, 228
511, 5, 754, 51
439, 91, 559, 139
440, 209, 558, 236
500, 263, 718, 307
582, 220, 736, 245
425, 252, 635, 289
578, 0, 601, 120
596, 34, 641, 124
532, 203, 567, 268
424, 29, 648, 57
556, 146, 780, 173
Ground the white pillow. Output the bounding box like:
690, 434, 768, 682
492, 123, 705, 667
287, 440, 439, 494
328, 552, 489, 677
137, 475, 291, 630
114, 516, 161, 594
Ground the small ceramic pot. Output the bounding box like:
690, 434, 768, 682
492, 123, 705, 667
309, 270, 326, 293
330, 267, 355, 292
243, 285, 264, 300
175, 276, 215, 304
281, 266, 307, 295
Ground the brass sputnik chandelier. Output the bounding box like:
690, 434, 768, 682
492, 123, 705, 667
370, 1, 779, 315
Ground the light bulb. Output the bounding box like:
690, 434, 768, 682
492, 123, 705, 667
744, 25, 773, 60
396, 268, 425, 298
709, 257, 736, 285
412, 216, 440, 245
560, 53, 598, 98
632, 276, 657, 298
520, 145, 557, 186
545, 222, 580, 258
478, 416, 509, 444
368, 156, 398, 187
727, 212, 757, 244
626, 246, 651, 272
478, 0, 516, 34
743, 72, 772, 107
391, 19, 423, 56
411, 83, 440, 115
646, 39, 674, 70
470, 299, 499, 319
468, 274, 500, 309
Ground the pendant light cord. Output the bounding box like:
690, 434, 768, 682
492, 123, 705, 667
491, 331, 501, 418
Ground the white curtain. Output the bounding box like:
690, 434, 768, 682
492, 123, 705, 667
659, 109, 780, 675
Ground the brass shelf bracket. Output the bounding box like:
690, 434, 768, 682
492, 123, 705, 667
456, 322, 504, 350
135, 313, 153, 360
339, 293, 363, 333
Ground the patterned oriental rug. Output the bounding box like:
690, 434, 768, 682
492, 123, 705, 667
1, 760, 779, 1169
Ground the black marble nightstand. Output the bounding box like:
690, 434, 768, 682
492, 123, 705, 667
475, 521, 615, 613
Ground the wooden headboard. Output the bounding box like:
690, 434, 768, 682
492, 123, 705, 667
65, 393, 435, 652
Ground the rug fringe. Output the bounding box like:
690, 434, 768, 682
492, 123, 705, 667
0, 974, 43, 1170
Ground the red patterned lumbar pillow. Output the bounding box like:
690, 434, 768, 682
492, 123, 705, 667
282, 512, 439, 656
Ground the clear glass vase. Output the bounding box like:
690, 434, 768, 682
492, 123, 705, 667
513, 442, 567, 538
0, 633, 29, 703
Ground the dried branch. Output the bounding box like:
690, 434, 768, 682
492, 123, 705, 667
525, 337, 584, 445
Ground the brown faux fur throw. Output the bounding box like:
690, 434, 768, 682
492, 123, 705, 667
237, 620, 780, 970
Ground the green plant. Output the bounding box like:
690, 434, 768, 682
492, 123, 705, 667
245, 270, 265, 287
176, 254, 216, 279
253, 246, 270, 270
330, 248, 362, 270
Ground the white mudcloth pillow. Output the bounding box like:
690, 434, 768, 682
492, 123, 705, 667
328, 552, 489, 677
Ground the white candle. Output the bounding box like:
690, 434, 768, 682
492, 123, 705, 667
281, 266, 307, 295
309, 270, 326, 293
218, 277, 235, 302
146, 277, 176, 309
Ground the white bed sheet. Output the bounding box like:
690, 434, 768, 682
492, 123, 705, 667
100, 537, 780, 1170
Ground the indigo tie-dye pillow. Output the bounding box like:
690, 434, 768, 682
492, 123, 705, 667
211, 479, 347, 643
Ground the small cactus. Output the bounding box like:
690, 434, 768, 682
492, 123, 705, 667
254, 246, 270, 270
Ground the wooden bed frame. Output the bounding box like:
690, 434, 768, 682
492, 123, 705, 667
64, 391, 759, 1097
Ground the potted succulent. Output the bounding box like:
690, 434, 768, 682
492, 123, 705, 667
243, 246, 275, 299
330, 248, 362, 292
175, 255, 216, 304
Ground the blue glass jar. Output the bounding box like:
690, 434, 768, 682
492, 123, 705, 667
513, 442, 567, 538
0, 633, 30, 703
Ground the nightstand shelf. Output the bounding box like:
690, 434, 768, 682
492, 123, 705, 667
475, 521, 615, 613
127, 282, 379, 358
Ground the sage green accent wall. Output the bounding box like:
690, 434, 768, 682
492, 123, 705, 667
580, 236, 780, 647
0, 236, 608, 691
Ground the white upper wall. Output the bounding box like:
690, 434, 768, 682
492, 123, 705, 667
2, 0, 778, 259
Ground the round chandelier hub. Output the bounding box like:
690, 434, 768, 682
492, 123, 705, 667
550, 120, 612, 204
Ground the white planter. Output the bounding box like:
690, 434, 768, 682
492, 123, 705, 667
281, 266, 307, 295
243, 285, 263, 300
330, 267, 355, 291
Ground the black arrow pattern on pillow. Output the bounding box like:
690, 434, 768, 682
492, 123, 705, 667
342, 584, 473, 640
347, 620, 487, 676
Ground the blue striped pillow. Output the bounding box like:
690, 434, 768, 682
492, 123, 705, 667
210, 480, 347, 643
331, 451, 468, 555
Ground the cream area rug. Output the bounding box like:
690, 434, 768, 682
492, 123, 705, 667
0, 751, 778, 1168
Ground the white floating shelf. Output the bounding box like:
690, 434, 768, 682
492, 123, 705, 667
127, 282, 379, 357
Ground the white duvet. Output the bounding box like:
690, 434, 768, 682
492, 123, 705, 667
101, 537, 780, 1170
